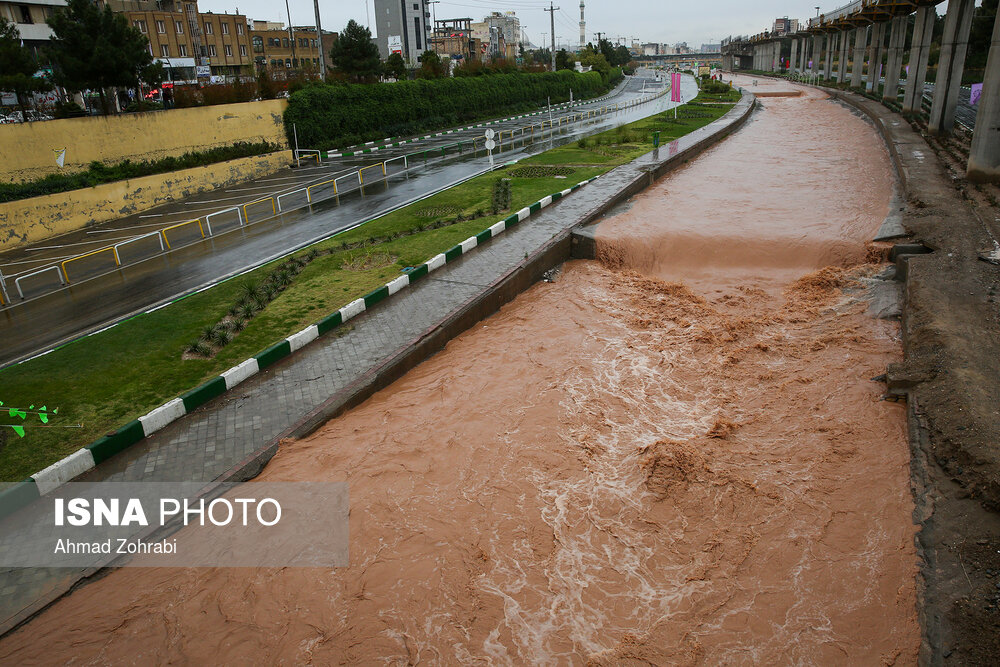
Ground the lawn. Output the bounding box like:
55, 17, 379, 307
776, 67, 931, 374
0, 86, 739, 481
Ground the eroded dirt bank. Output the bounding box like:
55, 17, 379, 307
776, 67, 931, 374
0, 81, 920, 664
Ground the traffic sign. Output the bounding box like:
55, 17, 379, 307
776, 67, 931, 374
484, 129, 495, 140
484, 139, 496, 150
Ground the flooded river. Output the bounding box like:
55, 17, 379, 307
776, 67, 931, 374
0, 78, 919, 664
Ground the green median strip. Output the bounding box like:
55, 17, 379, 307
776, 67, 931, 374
0, 89, 739, 483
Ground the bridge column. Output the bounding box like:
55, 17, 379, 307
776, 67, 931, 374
773, 41, 781, 72
929, 0, 976, 134
790, 38, 799, 74
866, 21, 886, 93
801, 36, 810, 72
812, 34, 822, 75
968, 6, 1000, 182
903, 6, 935, 114
851, 26, 867, 88
883, 14, 908, 103
837, 29, 850, 83
824, 33, 835, 80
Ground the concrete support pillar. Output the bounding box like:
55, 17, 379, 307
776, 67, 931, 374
824, 33, 835, 79
929, 0, 976, 134
903, 7, 935, 113
851, 26, 867, 88
866, 22, 885, 93
837, 29, 850, 83
773, 41, 781, 72
883, 15, 908, 102
790, 38, 799, 74
802, 36, 810, 72
812, 34, 821, 74
968, 7, 1000, 182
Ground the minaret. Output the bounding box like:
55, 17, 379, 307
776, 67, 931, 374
579, 1, 585, 50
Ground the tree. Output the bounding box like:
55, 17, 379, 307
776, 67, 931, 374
968, 0, 998, 69
384, 52, 406, 80
613, 45, 632, 67
0, 16, 52, 119
580, 51, 611, 79
46, 0, 162, 115
555, 48, 571, 70
329, 20, 381, 83
416, 50, 447, 79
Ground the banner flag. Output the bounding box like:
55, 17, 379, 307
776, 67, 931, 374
670, 72, 682, 102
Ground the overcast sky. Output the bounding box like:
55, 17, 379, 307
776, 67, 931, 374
199, 0, 948, 49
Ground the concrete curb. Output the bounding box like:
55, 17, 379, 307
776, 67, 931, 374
0, 176, 601, 519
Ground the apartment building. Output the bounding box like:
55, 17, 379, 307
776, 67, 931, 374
249, 21, 336, 78
106, 0, 252, 79
374, 0, 430, 64
0, 0, 66, 61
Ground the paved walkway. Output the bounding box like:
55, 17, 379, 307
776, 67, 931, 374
0, 92, 754, 634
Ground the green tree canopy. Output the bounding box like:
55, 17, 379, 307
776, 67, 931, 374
416, 50, 447, 79
330, 20, 380, 83
555, 48, 571, 70
46, 0, 162, 114
384, 52, 406, 80
0, 16, 52, 118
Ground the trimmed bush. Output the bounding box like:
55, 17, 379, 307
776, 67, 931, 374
284, 69, 621, 150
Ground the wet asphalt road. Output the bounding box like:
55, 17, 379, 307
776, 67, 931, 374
0, 72, 692, 367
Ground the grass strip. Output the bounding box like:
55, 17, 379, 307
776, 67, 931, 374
0, 90, 737, 482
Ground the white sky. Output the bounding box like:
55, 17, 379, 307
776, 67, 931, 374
199, 0, 955, 50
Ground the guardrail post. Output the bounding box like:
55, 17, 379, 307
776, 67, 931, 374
0, 269, 8, 306
203, 217, 213, 236
358, 170, 363, 185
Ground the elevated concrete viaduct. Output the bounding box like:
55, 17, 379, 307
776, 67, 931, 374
721, 0, 1000, 183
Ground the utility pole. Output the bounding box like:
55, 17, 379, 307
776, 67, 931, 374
544, 2, 559, 70
312, 0, 325, 80
285, 0, 296, 66
596, 31, 603, 46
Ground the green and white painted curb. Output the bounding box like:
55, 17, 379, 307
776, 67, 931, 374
0, 175, 601, 518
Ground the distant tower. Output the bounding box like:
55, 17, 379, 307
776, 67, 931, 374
579, 1, 585, 50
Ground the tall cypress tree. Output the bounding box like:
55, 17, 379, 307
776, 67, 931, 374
46, 0, 163, 114
0, 16, 52, 119
329, 20, 381, 83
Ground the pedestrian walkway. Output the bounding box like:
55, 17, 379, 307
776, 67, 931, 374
0, 92, 754, 634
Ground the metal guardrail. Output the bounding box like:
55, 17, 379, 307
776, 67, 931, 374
3, 85, 670, 305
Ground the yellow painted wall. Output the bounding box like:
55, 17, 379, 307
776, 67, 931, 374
0, 99, 289, 183
0, 151, 292, 251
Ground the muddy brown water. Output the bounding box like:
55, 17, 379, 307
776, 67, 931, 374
0, 79, 920, 664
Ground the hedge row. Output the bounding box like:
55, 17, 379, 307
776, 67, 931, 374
284, 68, 622, 150
0, 141, 283, 203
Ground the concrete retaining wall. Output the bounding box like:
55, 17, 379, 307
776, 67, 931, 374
0, 99, 289, 183
0, 150, 292, 251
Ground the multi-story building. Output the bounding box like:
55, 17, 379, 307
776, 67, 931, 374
0, 0, 65, 62
374, 0, 430, 64
249, 21, 334, 78
699, 43, 720, 53
106, 0, 253, 80
430, 18, 481, 64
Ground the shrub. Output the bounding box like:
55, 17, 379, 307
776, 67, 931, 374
285, 69, 613, 150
